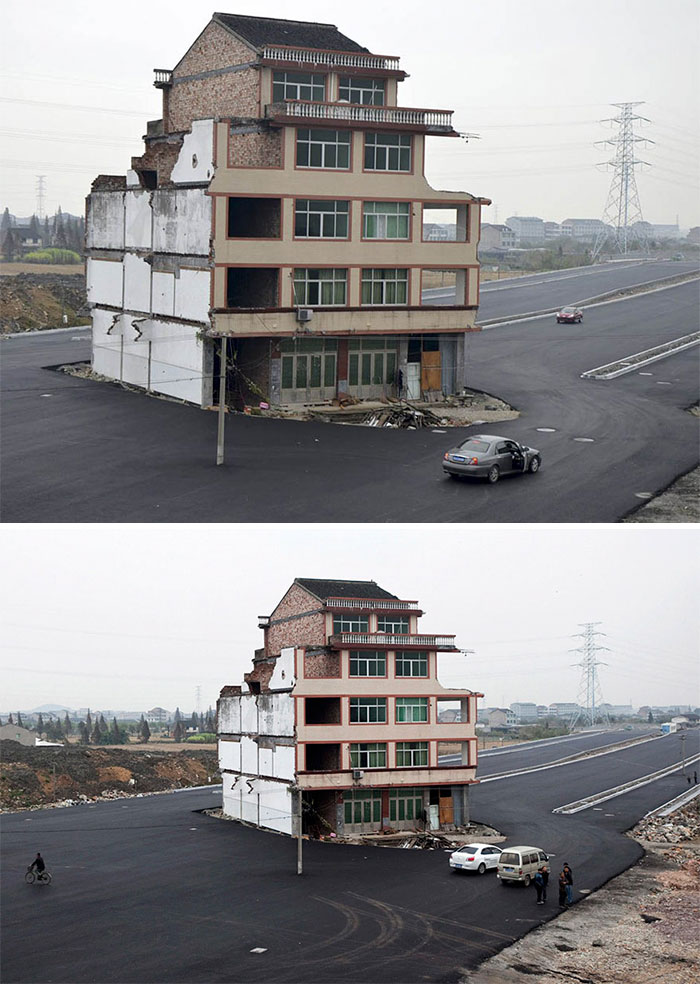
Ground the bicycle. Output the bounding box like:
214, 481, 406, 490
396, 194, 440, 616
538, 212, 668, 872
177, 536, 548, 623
25, 867, 52, 885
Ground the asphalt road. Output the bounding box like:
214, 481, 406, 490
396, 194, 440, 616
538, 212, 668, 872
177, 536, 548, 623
3, 731, 698, 984
1, 276, 698, 522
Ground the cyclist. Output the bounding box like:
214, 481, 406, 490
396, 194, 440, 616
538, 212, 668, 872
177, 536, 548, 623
29, 853, 46, 876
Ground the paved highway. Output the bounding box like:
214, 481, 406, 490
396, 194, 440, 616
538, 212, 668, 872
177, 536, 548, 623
2, 731, 698, 984
1, 276, 697, 522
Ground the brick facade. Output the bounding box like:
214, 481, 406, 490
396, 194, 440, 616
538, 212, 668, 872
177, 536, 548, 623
303, 650, 341, 678
228, 129, 283, 168
265, 583, 327, 657
167, 23, 260, 133
131, 136, 184, 185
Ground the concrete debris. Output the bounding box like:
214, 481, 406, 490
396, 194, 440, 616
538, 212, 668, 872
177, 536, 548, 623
633, 800, 700, 843
363, 402, 447, 429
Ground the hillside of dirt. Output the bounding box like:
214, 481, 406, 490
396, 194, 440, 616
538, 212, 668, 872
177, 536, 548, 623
0, 272, 89, 333
0, 741, 220, 810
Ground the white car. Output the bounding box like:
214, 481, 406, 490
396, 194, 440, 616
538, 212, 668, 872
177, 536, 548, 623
449, 843, 502, 875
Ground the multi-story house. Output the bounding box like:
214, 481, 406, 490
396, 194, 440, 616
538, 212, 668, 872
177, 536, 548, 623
86, 13, 489, 408
561, 218, 607, 242
505, 216, 545, 245
479, 223, 516, 250
217, 578, 480, 837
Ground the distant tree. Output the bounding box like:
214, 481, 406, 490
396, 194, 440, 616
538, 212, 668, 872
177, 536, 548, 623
0, 716, 3, 726
16, 712, 23, 728
110, 717, 127, 744
90, 720, 102, 744
37, 713, 44, 736
8, 713, 14, 724
85, 709, 92, 733
205, 708, 216, 733
63, 713, 73, 736
99, 714, 108, 735
190, 712, 199, 730
78, 721, 89, 744
1, 207, 12, 234
28, 214, 41, 241
2, 226, 19, 261
139, 716, 151, 743
172, 721, 184, 742
43, 216, 50, 243
647, 710, 654, 723
174, 707, 182, 726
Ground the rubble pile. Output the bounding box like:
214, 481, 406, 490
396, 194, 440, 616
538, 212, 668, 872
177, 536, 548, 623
632, 799, 700, 843
0, 741, 220, 810
363, 402, 448, 429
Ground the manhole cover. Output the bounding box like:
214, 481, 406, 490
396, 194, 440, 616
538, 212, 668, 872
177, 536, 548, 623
656, 381, 671, 385
40, 394, 53, 398
574, 437, 594, 443
635, 492, 654, 499
536, 427, 556, 433
639, 372, 653, 376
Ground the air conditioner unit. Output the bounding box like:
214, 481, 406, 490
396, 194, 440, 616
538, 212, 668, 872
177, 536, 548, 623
296, 308, 313, 323
352, 768, 364, 780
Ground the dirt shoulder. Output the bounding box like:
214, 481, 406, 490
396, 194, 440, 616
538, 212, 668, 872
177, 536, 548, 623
0, 271, 89, 333
461, 800, 700, 984
623, 465, 700, 523
0, 741, 220, 810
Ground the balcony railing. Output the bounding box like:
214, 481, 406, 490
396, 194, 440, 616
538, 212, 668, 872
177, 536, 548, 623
153, 69, 173, 86
326, 597, 420, 611
266, 100, 454, 131
261, 46, 401, 72
331, 632, 458, 650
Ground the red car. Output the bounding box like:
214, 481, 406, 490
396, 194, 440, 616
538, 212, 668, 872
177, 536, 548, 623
556, 305, 583, 324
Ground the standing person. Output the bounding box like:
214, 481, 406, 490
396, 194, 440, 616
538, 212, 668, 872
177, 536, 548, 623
563, 862, 573, 905
539, 865, 549, 902
558, 868, 568, 908
534, 868, 545, 904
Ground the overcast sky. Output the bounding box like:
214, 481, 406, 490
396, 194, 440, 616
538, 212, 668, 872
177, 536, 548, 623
1, 525, 697, 716
2, 0, 698, 226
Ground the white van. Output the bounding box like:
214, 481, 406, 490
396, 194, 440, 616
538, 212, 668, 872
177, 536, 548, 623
497, 845, 549, 885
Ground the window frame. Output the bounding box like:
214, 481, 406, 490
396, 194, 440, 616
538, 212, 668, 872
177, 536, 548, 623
364, 132, 412, 172
395, 741, 429, 768
333, 614, 369, 634
272, 71, 326, 103
338, 76, 385, 105
295, 199, 350, 240
296, 128, 351, 170
349, 650, 387, 677
349, 697, 387, 724
377, 615, 410, 635
362, 201, 410, 241
293, 268, 347, 307
349, 742, 387, 769
395, 651, 429, 677
361, 268, 409, 306
395, 697, 429, 724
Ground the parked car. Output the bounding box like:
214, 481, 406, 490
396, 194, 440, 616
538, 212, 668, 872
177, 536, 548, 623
497, 846, 549, 886
449, 843, 502, 875
443, 435, 541, 483
556, 305, 583, 323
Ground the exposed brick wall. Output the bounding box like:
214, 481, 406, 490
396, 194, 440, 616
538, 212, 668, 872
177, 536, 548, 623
131, 137, 184, 185
304, 650, 341, 678
228, 129, 283, 168
244, 660, 276, 689
174, 21, 253, 76
265, 582, 327, 656
92, 175, 127, 191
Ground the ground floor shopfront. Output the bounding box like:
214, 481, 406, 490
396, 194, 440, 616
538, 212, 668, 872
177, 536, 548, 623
302, 784, 472, 837
226, 332, 468, 407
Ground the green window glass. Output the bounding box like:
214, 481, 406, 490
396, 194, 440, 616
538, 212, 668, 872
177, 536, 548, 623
389, 788, 423, 822
350, 742, 387, 769
344, 790, 382, 824
310, 355, 321, 388
295, 358, 307, 389
396, 741, 429, 767
395, 697, 428, 723
333, 615, 369, 633
324, 354, 335, 387
349, 354, 359, 386
349, 697, 387, 724
349, 650, 386, 676
281, 357, 294, 389
361, 353, 371, 385
395, 652, 428, 677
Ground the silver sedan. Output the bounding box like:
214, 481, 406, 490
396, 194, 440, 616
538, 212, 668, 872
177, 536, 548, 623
443, 434, 542, 483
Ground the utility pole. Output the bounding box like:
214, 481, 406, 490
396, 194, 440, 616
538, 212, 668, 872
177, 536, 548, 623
569, 622, 610, 730
216, 336, 227, 466
35, 175, 46, 220
293, 786, 303, 875
680, 733, 686, 777
592, 102, 653, 261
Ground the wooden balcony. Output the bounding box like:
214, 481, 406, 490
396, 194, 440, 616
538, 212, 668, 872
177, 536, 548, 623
265, 100, 456, 134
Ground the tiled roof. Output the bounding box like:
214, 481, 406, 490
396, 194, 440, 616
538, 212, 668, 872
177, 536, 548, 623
295, 578, 398, 601
214, 13, 368, 52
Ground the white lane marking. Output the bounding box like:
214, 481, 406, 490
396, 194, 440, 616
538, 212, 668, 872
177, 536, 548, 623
635, 492, 654, 499
552, 752, 700, 814
643, 785, 700, 818
537, 427, 556, 432
580, 332, 700, 379
477, 732, 668, 783
574, 437, 595, 442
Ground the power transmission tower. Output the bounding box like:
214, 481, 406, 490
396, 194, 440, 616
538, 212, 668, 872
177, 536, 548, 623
569, 622, 610, 729
195, 686, 202, 714
592, 103, 653, 261
35, 175, 47, 220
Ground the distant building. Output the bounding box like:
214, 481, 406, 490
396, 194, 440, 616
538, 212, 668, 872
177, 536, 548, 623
480, 223, 517, 249
548, 702, 580, 718
505, 216, 545, 245
544, 221, 561, 240
561, 218, 606, 241
687, 227, 700, 244
510, 702, 538, 723
486, 708, 517, 728
146, 707, 170, 724
0, 723, 36, 746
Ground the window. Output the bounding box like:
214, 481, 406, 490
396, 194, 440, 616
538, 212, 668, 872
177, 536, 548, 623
361, 269, 408, 306
338, 76, 385, 105
395, 697, 428, 723
395, 651, 428, 677
344, 789, 382, 825
295, 200, 349, 238
293, 268, 347, 306
389, 787, 423, 822
377, 615, 409, 634
280, 338, 338, 394
363, 201, 410, 240
349, 650, 386, 677
333, 614, 369, 633
396, 741, 429, 767
350, 742, 387, 769
350, 697, 387, 724
297, 129, 351, 169
348, 336, 398, 389
273, 71, 325, 102
365, 133, 411, 172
